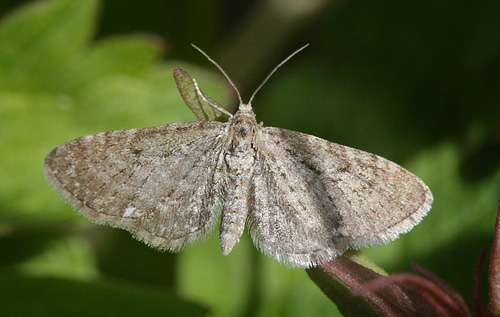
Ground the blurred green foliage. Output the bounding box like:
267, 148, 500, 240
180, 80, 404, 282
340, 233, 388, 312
0, 0, 499, 316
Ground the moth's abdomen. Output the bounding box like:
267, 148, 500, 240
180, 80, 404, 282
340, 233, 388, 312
219, 152, 254, 255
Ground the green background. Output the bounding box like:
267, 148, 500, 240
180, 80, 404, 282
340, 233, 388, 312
0, 0, 499, 315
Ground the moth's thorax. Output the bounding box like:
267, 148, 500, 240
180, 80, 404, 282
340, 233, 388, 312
228, 103, 259, 146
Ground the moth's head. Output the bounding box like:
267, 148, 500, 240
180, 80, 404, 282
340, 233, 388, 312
238, 103, 253, 112
231, 103, 256, 126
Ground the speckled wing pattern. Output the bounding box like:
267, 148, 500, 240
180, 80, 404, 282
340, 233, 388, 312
45, 106, 433, 268
249, 127, 433, 267
44, 121, 228, 251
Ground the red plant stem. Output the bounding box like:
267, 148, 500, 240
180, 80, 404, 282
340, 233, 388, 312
359, 274, 469, 316
412, 262, 475, 314
418, 292, 454, 317
488, 201, 500, 315
321, 260, 407, 316
473, 248, 488, 316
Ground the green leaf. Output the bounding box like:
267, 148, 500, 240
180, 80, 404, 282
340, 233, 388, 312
0, 0, 229, 225
0, 272, 206, 316
0, 0, 98, 91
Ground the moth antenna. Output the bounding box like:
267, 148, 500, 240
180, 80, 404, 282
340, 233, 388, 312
248, 43, 309, 106
191, 44, 243, 106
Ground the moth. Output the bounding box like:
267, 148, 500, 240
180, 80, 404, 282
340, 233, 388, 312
44, 45, 433, 268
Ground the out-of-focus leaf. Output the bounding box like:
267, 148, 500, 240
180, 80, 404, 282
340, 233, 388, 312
0, 272, 206, 316
0, 0, 229, 225
0, 0, 97, 91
